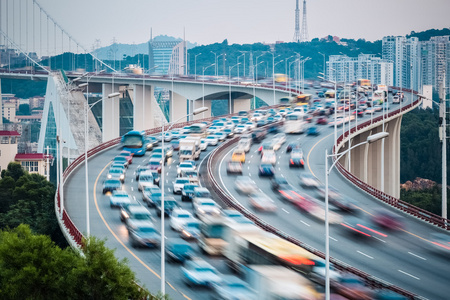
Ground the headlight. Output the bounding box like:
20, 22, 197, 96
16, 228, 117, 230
120, 174, 125, 180
107, 174, 112, 179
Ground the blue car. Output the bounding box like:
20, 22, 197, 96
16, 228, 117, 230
306, 126, 320, 136
181, 258, 222, 287
258, 164, 275, 177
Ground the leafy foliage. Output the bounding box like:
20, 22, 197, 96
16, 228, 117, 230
400, 186, 447, 216
0, 225, 156, 300
407, 28, 450, 41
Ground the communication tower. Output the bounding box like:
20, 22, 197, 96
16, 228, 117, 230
293, 0, 301, 43
300, 0, 309, 42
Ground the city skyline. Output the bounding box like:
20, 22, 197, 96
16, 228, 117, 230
36, 0, 449, 49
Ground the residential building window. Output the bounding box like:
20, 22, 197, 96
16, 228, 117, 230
1, 137, 9, 144
21, 161, 39, 172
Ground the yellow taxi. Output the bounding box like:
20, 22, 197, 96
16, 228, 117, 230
231, 149, 246, 163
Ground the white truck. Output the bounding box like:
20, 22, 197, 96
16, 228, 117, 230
245, 265, 320, 300
178, 137, 201, 162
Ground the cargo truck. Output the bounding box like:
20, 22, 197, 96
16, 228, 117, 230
178, 137, 201, 162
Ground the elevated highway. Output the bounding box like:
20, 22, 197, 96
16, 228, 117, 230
59, 90, 449, 299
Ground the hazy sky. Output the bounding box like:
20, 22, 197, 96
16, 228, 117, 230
37, 0, 449, 48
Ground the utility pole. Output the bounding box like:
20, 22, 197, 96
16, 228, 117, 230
439, 74, 448, 221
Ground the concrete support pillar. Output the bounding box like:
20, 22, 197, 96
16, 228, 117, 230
133, 84, 155, 131
102, 83, 120, 142
193, 99, 212, 120
232, 98, 251, 114
389, 117, 402, 198
170, 92, 188, 123
367, 127, 383, 190
0, 78, 2, 126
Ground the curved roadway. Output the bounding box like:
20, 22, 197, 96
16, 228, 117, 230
64, 91, 449, 300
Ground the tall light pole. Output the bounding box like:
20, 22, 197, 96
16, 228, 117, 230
289, 59, 299, 97
284, 55, 295, 91
319, 52, 326, 80
255, 53, 266, 85
210, 51, 217, 76
318, 73, 337, 151
237, 53, 245, 83
253, 61, 264, 109
229, 63, 241, 114
80, 86, 120, 238
238, 51, 247, 79
273, 59, 284, 104
324, 132, 389, 300
194, 53, 202, 80
202, 63, 215, 118
217, 53, 225, 76
160, 106, 208, 295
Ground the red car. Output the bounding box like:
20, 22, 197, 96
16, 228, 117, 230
119, 150, 133, 164
316, 117, 328, 125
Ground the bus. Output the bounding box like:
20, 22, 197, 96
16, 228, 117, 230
188, 123, 208, 138
121, 131, 147, 156
357, 79, 371, 92
372, 90, 385, 106
284, 112, 307, 134
324, 90, 336, 99
292, 94, 312, 107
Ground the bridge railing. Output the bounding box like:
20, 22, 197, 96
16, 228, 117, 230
333, 89, 449, 230
204, 123, 421, 299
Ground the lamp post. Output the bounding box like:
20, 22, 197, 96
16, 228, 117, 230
160, 106, 208, 295
253, 61, 265, 109
194, 53, 202, 80
319, 52, 326, 80
202, 63, 215, 118
238, 51, 247, 79
217, 53, 225, 76
82, 88, 120, 238
255, 53, 266, 85
237, 53, 245, 83
210, 51, 217, 76
324, 131, 389, 300
289, 59, 299, 97
273, 59, 284, 104
229, 63, 241, 114
284, 55, 295, 91
318, 73, 338, 151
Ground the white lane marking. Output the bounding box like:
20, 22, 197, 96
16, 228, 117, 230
282, 208, 290, 214
373, 236, 386, 243
249, 173, 252, 177
251, 155, 254, 158
357, 251, 374, 259
398, 270, 420, 280
133, 196, 136, 201
131, 187, 134, 192
167, 188, 171, 192
131, 179, 134, 183
408, 252, 426, 260
248, 166, 250, 170
278, 167, 281, 171
281, 174, 285, 177
329, 236, 338, 242
300, 220, 310, 227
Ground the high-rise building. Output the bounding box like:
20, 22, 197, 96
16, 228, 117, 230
148, 33, 186, 76
326, 54, 393, 86
421, 36, 450, 95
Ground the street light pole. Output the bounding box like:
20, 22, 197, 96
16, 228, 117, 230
237, 53, 245, 83
273, 59, 284, 105
253, 61, 264, 109
255, 53, 265, 85
202, 63, 215, 118
325, 132, 389, 300
229, 63, 241, 114
160, 106, 208, 295
194, 53, 202, 80
289, 59, 299, 97
210, 51, 217, 76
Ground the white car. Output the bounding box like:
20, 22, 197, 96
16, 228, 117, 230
237, 139, 251, 153
177, 163, 195, 176
170, 209, 196, 231
300, 173, 321, 188
261, 151, 277, 165
172, 177, 190, 194
234, 124, 248, 134
244, 121, 256, 130
200, 139, 208, 150
109, 190, 131, 208
137, 171, 154, 191
249, 192, 277, 212
234, 176, 258, 194
193, 198, 222, 220
251, 113, 263, 122
205, 135, 219, 146
207, 126, 220, 134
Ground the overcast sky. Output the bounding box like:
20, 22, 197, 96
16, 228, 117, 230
37, 0, 449, 48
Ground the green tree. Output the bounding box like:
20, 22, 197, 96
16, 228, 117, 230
1, 162, 25, 181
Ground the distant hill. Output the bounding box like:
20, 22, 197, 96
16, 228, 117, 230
93, 35, 197, 61
406, 28, 450, 41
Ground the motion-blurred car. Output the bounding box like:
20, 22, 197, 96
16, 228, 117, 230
300, 173, 321, 189
234, 124, 248, 134
177, 162, 195, 176
181, 183, 199, 202
181, 258, 222, 288
258, 163, 275, 177
211, 275, 257, 300
227, 161, 243, 175
180, 220, 201, 240
165, 238, 194, 263
205, 135, 219, 146
371, 209, 405, 230
142, 186, 162, 207
231, 149, 246, 163
107, 167, 126, 183
286, 142, 301, 153
172, 177, 190, 194
261, 150, 277, 165
128, 220, 161, 248
102, 179, 122, 194
328, 117, 344, 127
135, 165, 151, 180
316, 116, 328, 125
249, 192, 277, 212
118, 150, 133, 165
234, 176, 258, 194
335, 274, 374, 300
137, 171, 154, 191
120, 204, 154, 225
170, 209, 195, 231
193, 198, 221, 220
289, 149, 305, 168
154, 197, 180, 217
112, 155, 129, 168
109, 190, 131, 208
306, 126, 320, 136
271, 175, 290, 191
